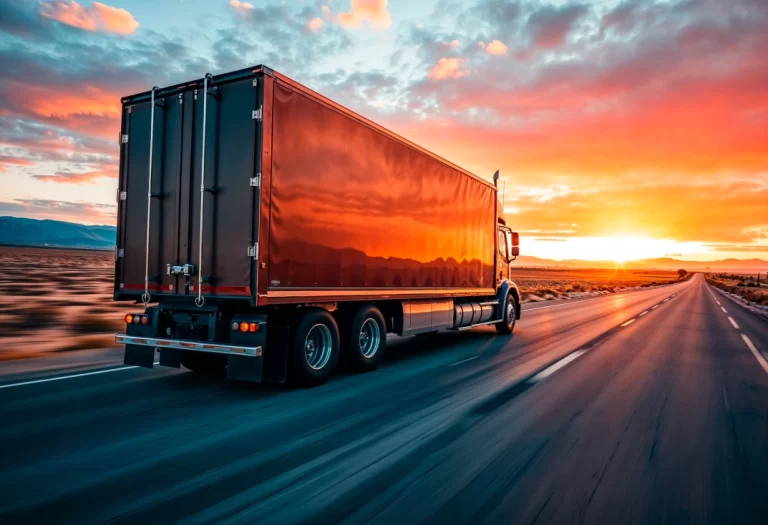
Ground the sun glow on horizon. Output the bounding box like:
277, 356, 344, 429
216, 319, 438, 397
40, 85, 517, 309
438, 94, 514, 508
523, 236, 712, 263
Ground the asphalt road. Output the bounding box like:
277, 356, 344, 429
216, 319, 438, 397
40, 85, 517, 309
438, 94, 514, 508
1, 274, 768, 524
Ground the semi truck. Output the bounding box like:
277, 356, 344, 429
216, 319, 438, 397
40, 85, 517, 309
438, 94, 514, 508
114, 65, 521, 386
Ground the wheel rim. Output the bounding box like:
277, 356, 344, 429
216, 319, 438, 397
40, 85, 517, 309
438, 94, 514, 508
305, 323, 333, 370
506, 300, 515, 325
359, 318, 381, 358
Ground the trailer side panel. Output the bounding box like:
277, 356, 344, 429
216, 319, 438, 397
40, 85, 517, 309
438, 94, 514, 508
267, 82, 496, 294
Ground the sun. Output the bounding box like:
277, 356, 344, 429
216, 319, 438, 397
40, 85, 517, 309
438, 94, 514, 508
580, 236, 668, 263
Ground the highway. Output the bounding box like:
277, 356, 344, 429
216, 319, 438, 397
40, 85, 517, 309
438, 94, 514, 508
1, 274, 768, 524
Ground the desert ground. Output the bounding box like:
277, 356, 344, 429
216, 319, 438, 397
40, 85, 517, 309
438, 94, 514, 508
705, 273, 768, 306
0, 246, 684, 361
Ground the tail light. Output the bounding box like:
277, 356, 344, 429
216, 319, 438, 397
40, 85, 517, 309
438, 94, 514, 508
232, 321, 260, 332
125, 314, 133, 324
141, 315, 148, 325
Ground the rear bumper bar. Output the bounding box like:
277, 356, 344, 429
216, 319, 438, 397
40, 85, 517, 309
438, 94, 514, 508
115, 334, 262, 358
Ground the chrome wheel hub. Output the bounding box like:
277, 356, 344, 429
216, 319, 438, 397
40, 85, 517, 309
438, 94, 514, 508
304, 324, 332, 370
359, 318, 381, 358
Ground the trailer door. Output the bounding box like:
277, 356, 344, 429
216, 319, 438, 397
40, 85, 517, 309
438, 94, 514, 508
117, 76, 261, 302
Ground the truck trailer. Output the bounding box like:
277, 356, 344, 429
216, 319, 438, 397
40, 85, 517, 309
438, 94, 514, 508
114, 65, 521, 386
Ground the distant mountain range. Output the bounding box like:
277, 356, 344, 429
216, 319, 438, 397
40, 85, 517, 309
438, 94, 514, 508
0, 216, 766, 271
0, 216, 116, 250
513, 255, 768, 272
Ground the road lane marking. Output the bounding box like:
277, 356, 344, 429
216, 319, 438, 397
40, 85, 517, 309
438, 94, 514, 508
525, 296, 610, 311
728, 317, 740, 329
716, 301, 721, 305
529, 350, 586, 383
639, 311, 648, 317
621, 319, 635, 327
449, 356, 479, 367
0, 362, 161, 390
741, 335, 768, 375
525, 286, 684, 312
663, 298, 669, 302
652, 305, 659, 309
721, 307, 727, 313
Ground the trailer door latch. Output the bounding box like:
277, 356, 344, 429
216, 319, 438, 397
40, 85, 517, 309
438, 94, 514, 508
121, 134, 129, 144
250, 174, 261, 187
252, 107, 262, 121
248, 244, 259, 259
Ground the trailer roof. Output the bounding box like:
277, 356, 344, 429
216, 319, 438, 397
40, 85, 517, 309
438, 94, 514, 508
122, 65, 496, 191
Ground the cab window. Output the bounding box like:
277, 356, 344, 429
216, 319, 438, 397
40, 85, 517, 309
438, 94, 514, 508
498, 230, 508, 260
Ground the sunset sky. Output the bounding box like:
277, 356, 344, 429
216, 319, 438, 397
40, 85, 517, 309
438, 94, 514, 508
1, 0, 766, 262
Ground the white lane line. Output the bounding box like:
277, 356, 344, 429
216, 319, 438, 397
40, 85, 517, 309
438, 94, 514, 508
652, 305, 659, 309
0, 362, 161, 390
449, 356, 479, 367
663, 298, 669, 302
716, 301, 721, 305
721, 307, 727, 313
621, 319, 636, 327
529, 350, 586, 383
639, 311, 648, 317
728, 317, 740, 329
741, 335, 768, 375
525, 286, 682, 312
525, 296, 605, 311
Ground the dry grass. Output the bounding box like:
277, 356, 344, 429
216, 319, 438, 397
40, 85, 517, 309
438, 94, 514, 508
0, 246, 133, 360
705, 274, 768, 306
513, 267, 685, 303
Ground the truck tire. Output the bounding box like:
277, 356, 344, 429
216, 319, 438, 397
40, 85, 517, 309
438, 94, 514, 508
292, 309, 340, 386
181, 351, 227, 375
343, 305, 386, 372
495, 293, 517, 335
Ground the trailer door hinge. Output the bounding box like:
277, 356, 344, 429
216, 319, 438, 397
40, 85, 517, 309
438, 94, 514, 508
117, 248, 124, 259
121, 134, 129, 144
252, 78, 258, 87
252, 107, 262, 121
119, 191, 127, 201
248, 243, 259, 259
250, 174, 261, 187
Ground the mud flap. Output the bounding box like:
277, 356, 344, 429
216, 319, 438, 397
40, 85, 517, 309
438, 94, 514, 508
262, 323, 291, 383
159, 348, 182, 368
227, 355, 263, 382
124, 344, 155, 368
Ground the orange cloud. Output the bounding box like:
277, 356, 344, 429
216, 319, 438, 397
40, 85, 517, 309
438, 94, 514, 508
485, 40, 508, 55
39, 1, 139, 35
0, 80, 122, 140
337, 0, 391, 30
33, 170, 115, 184
306, 17, 324, 32
0, 156, 34, 173
228, 0, 253, 11
428, 57, 466, 81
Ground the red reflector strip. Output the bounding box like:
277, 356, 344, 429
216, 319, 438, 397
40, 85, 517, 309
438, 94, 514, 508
156, 341, 171, 346
179, 342, 197, 349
